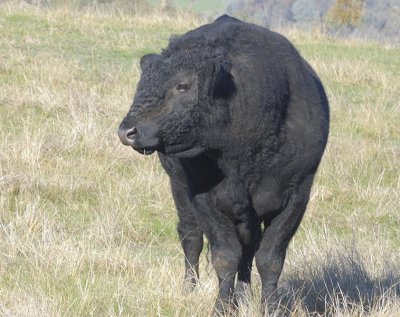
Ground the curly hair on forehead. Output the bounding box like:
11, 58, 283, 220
162, 34, 228, 63
160, 44, 232, 78
163, 35, 212, 56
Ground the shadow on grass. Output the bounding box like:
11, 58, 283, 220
279, 249, 400, 316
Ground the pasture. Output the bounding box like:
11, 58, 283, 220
0, 2, 399, 316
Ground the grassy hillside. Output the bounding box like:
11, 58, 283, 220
0, 2, 399, 316
148, 0, 226, 14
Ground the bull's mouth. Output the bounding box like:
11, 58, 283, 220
131, 142, 204, 158
131, 144, 160, 155
165, 144, 204, 158
135, 148, 156, 155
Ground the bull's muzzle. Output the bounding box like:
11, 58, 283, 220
118, 121, 160, 155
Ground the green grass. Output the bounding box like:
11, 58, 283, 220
0, 2, 399, 316
148, 0, 226, 14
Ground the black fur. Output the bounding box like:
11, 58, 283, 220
118, 15, 329, 315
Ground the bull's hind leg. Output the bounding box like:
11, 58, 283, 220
255, 174, 315, 315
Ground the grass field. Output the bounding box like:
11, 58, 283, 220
147, 0, 225, 14
0, 2, 399, 316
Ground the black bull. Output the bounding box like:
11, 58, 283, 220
118, 15, 329, 315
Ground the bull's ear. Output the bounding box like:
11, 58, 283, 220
140, 54, 160, 70
201, 59, 235, 100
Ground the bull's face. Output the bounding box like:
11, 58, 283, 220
118, 52, 234, 157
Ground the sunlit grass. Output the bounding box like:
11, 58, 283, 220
0, 2, 399, 316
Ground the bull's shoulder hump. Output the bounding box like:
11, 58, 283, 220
183, 15, 242, 39
179, 15, 248, 45
211, 16, 282, 45
213, 15, 242, 25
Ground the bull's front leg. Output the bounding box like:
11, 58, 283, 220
177, 211, 203, 292
234, 215, 261, 305
193, 192, 242, 316
214, 177, 261, 307
178, 212, 203, 292
170, 181, 204, 292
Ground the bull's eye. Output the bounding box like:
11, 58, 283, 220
176, 83, 189, 93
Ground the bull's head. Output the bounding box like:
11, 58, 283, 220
118, 50, 235, 157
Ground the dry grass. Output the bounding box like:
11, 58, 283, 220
0, 2, 399, 316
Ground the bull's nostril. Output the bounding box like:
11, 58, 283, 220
118, 126, 138, 146
126, 127, 137, 140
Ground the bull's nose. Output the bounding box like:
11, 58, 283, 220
118, 126, 137, 146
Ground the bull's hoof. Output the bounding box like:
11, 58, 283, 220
234, 280, 251, 306
182, 268, 199, 293
211, 298, 238, 317
182, 277, 198, 294
261, 297, 290, 317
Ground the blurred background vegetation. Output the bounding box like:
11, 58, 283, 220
1, 0, 399, 315
21, 0, 400, 45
